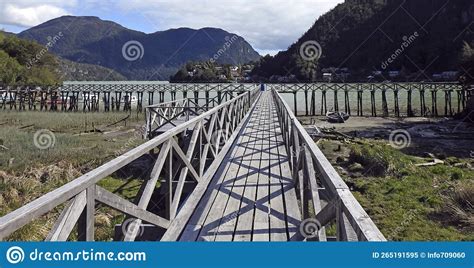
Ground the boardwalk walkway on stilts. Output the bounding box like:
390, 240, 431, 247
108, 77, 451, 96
0, 87, 386, 242
180, 92, 301, 241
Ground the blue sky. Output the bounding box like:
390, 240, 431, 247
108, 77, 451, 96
0, 0, 344, 55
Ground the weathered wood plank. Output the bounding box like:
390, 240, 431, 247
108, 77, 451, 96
268, 100, 289, 241
170, 121, 202, 219
303, 148, 327, 241
162, 93, 260, 241
252, 93, 271, 241
123, 140, 171, 241
233, 98, 266, 241
85, 185, 95, 241
213, 115, 253, 241
46, 191, 86, 241
95, 186, 170, 229
338, 189, 386, 241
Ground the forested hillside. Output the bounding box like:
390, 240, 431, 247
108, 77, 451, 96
252, 0, 473, 81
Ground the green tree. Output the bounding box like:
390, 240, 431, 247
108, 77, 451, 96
0, 50, 22, 84
0, 32, 60, 85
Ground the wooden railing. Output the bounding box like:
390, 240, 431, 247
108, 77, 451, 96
0, 89, 260, 241
145, 97, 221, 138
268, 83, 466, 117
271, 89, 386, 241
2, 82, 467, 116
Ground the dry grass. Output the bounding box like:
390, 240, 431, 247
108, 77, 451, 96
438, 184, 474, 231
0, 111, 147, 241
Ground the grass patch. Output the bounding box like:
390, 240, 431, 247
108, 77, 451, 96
0, 111, 148, 241
323, 139, 474, 241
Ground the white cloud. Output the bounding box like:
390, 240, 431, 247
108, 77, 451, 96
0, 1, 72, 27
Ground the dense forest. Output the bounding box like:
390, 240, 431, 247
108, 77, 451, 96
0, 32, 129, 85
251, 0, 474, 82
0, 32, 60, 85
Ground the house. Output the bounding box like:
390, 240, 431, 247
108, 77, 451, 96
323, 73, 333, 82
441, 71, 458, 80
388, 71, 400, 78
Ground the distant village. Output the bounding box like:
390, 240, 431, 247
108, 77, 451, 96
170, 61, 460, 83
169, 61, 255, 83
265, 67, 460, 83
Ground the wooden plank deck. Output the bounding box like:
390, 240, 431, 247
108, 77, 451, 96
180, 91, 302, 241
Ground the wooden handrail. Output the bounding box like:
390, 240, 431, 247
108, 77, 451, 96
0, 88, 260, 241
271, 89, 386, 241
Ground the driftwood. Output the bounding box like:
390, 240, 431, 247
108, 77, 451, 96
415, 159, 444, 167
106, 115, 130, 127
18, 124, 35, 129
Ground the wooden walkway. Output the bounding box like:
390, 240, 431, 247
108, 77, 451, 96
180, 92, 301, 241
0, 88, 386, 242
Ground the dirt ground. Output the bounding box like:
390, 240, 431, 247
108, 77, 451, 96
299, 115, 474, 160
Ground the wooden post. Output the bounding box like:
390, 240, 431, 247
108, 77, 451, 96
431, 89, 438, 117
357, 89, 363, 116
321, 90, 327, 115
137, 92, 143, 113
457, 90, 463, 113
370, 88, 376, 117
344, 90, 350, 115
334, 89, 339, 112
78, 186, 95, 241
407, 88, 413, 117
381, 89, 388, 117
419, 88, 426, 116
304, 89, 309, 116
40, 90, 46, 111
148, 91, 154, 105
444, 90, 452, 116
293, 92, 297, 116
393, 89, 400, 117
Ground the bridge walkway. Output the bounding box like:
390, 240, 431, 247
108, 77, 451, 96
179, 91, 302, 241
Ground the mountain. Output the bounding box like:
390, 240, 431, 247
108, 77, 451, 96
0, 30, 127, 83
19, 16, 261, 80
252, 0, 474, 81
57, 59, 127, 81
